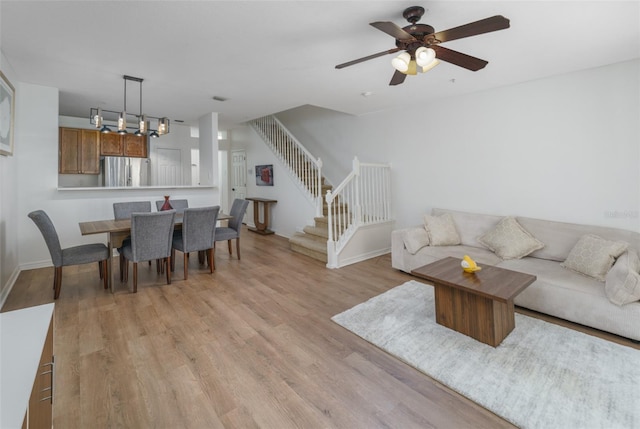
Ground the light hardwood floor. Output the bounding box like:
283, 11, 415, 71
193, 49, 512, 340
3, 227, 636, 428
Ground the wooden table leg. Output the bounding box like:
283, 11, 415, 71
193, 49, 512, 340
107, 237, 114, 293
247, 198, 277, 235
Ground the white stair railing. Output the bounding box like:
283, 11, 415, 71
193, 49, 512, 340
250, 116, 323, 217
326, 157, 391, 266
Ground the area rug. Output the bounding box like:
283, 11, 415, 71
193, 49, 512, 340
331, 280, 640, 429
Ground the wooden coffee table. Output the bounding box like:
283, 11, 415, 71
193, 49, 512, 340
412, 257, 536, 347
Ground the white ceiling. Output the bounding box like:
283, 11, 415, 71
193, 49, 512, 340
1, 1, 638, 130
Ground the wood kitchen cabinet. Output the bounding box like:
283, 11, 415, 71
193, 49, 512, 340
100, 132, 123, 156
123, 133, 148, 157
99, 133, 147, 158
59, 127, 100, 174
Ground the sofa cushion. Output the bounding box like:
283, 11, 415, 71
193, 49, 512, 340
403, 227, 430, 255
424, 213, 461, 246
561, 234, 628, 281
416, 245, 503, 267
503, 257, 640, 341
517, 216, 640, 262
478, 217, 545, 260
432, 208, 501, 248
605, 250, 640, 305
499, 257, 604, 296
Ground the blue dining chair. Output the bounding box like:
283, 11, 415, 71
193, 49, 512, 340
28, 210, 109, 299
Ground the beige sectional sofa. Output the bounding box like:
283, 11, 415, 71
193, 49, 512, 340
391, 208, 640, 341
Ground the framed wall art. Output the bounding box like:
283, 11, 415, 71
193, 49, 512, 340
0, 70, 15, 156
255, 164, 273, 186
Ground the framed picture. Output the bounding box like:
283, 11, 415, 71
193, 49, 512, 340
255, 164, 273, 186
0, 70, 15, 156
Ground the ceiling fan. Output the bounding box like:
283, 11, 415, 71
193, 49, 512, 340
335, 6, 510, 86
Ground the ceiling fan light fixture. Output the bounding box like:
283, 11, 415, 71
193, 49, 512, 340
406, 60, 418, 75
391, 52, 411, 73
419, 59, 440, 73
415, 47, 436, 67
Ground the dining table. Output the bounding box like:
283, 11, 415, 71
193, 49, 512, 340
79, 212, 232, 292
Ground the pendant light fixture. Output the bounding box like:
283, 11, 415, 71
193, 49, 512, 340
90, 75, 170, 137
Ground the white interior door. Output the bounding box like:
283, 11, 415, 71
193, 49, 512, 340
231, 150, 247, 221
190, 149, 200, 186
157, 148, 182, 186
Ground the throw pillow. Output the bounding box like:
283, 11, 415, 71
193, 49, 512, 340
403, 227, 430, 255
423, 213, 461, 246
478, 216, 545, 260
561, 234, 629, 281
605, 250, 640, 306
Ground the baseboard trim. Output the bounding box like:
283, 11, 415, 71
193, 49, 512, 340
329, 248, 391, 269
0, 265, 21, 309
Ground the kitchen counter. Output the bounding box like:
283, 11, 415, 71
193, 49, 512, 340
57, 185, 216, 191
0, 303, 55, 429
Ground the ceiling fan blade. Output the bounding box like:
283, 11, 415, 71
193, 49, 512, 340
335, 47, 401, 69
389, 70, 407, 86
432, 46, 488, 71
432, 15, 510, 43
370, 21, 417, 42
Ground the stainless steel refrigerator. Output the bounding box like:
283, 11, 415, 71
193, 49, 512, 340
102, 156, 151, 187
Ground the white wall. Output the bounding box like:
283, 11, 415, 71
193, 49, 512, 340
0, 50, 19, 303
198, 113, 219, 186
229, 126, 317, 238
274, 59, 640, 232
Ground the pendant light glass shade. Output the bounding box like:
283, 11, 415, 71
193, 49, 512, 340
158, 117, 170, 136
391, 52, 411, 73
117, 112, 127, 134
415, 47, 436, 67
94, 108, 103, 128
138, 114, 147, 134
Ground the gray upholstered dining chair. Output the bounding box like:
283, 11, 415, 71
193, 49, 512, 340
113, 201, 153, 279
171, 206, 220, 280
156, 199, 188, 213
215, 198, 249, 259
28, 210, 109, 299
120, 210, 176, 293
114, 201, 152, 220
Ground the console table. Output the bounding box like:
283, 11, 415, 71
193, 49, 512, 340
246, 197, 277, 235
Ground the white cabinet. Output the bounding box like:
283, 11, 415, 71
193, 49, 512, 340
0, 304, 55, 429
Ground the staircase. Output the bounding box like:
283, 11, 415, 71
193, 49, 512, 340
249, 116, 392, 267
289, 180, 338, 263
